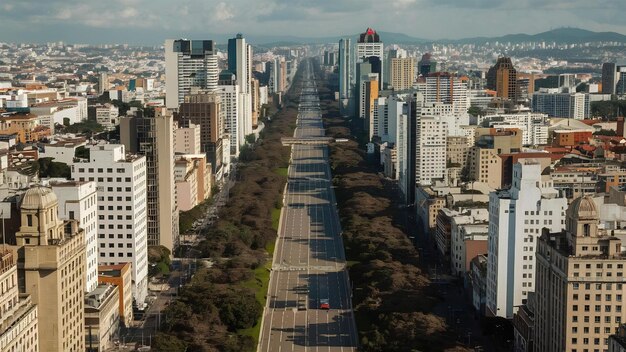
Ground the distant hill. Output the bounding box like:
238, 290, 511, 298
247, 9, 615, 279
448, 28, 626, 45
250, 27, 626, 46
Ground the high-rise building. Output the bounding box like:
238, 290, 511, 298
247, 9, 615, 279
531, 90, 590, 119
16, 186, 86, 352
0, 251, 39, 352
418, 73, 469, 116
72, 145, 149, 306
602, 62, 617, 95
534, 196, 626, 352
339, 38, 353, 115
397, 95, 416, 205
416, 115, 447, 186
251, 78, 260, 128
98, 72, 109, 96
218, 83, 242, 157
165, 39, 219, 109
51, 180, 99, 293
467, 127, 522, 190
487, 57, 518, 101
356, 28, 384, 86
121, 108, 179, 251
418, 53, 437, 76
174, 122, 202, 155
178, 91, 222, 153
390, 57, 416, 91
486, 161, 567, 318
227, 34, 253, 139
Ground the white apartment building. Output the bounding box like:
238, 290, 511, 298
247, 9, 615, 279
165, 39, 219, 109
51, 180, 99, 293
416, 102, 471, 137
71, 144, 149, 306
485, 112, 549, 146
382, 94, 404, 144
174, 122, 201, 155
95, 104, 119, 131
416, 116, 447, 186
531, 89, 590, 120
418, 76, 469, 117
218, 84, 241, 157
486, 161, 567, 318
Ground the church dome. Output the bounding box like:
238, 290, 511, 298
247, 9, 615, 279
21, 186, 58, 210
568, 195, 598, 220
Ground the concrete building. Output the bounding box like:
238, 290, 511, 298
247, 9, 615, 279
389, 57, 416, 91
94, 104, 119, 131
484, 112, 549, 146
16, 186, 86, 352
486, 161, 567, 318
98, 72, 109, 96
218, 83, 242, 157
470, 254, 488, 315
0, 251, 39, 352
0, 113, 51, 143
487, 57, 518, 101
356, 28, 384, 85
84, 284, 120, 352
418, 53, 437, 76
450, 209, 489, 276
98, 263, 133, 327
174, 122, 201, 155
39, 137, 87, 165
609, 324, 626, 352
120, 108, 179, 251
50, 181, 99, 293
418, 74, 469, 117
71, 144, 148, 307
602, 62, 618, 95
338, 38, 353, 114
396, 96, 415, 205
467, 128, 523, 189
227, 34, 253, 139
532, 89, 590, 120
534, 196, 626, 352
416, 116, 447, 186
416, 186, 447, 235
174, 155, 212, 212
446, 136, 469, 168
178, 91, 221, 154
165, 39, 218, 109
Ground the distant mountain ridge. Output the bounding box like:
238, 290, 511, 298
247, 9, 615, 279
249, 27, 626, 46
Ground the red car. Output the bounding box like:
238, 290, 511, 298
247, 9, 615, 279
319, 299, 330, 310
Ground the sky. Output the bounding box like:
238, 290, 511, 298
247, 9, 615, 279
0, 0, 625, 44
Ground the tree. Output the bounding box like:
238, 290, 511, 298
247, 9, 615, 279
75, 146, 90, 159
37, 158, 71, 178
467, 106, 484, 117
152, 333, 187, 352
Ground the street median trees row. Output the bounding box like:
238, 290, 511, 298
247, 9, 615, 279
314, 64, 469, 352
153, 62, 306, 352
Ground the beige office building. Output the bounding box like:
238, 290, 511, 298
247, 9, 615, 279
16, 186, 85, 352
467, 128, 522, 189
0, 251, 39, 352
389, 57, 416, 91
534, 196, 626, 352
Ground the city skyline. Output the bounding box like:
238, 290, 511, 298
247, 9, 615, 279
1, 0, 626, 44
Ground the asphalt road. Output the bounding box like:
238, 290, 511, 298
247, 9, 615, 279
258, 61, 358, 352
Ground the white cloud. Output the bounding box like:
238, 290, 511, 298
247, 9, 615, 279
215, 2, 235, 21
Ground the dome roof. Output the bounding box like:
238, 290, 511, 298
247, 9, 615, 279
21, 186, 58, 210
568, 195, 598, 220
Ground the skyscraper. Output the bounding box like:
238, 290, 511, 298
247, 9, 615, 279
418, 53, 437, 76
602, 62, 617, 94
338, 38, 353, 114
487, 57, 518, 101
416, 115, 447, 186
16, 186, 86, 352
356, 28, 384, 86
227, 34, 253, 138
165, 39, 219, 109
389, 57, 416, 91
486, 161, 567, 318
